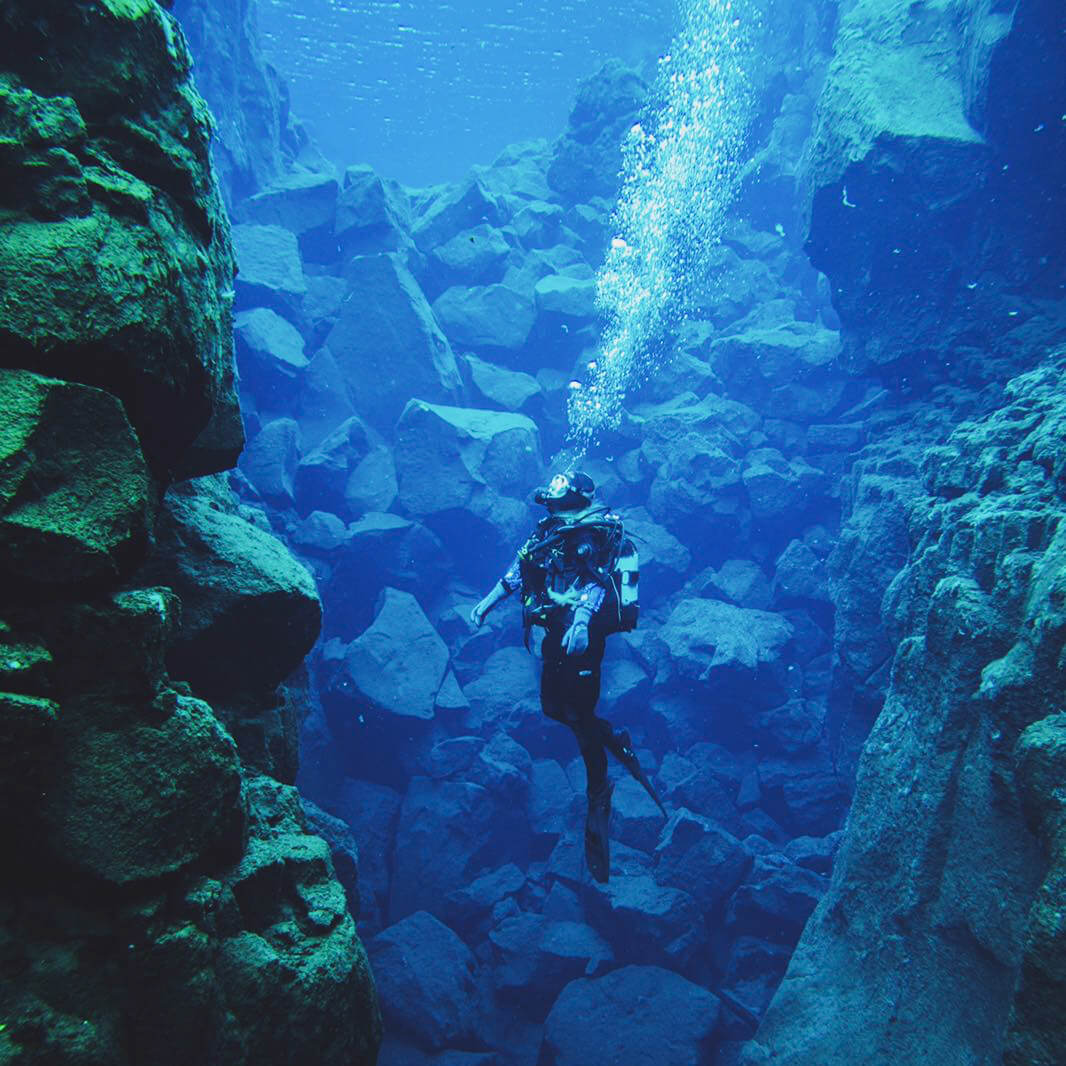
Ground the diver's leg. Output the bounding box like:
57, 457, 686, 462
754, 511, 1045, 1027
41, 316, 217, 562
569, 634, 612, 883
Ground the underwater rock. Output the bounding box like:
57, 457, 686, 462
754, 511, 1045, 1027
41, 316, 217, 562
292, 415, 372, 519
0, 369, 153, 587
547, 59, 648, 203
464, 355, 544, 414
329, 777, 404, 932
801, 0, 1066, 375
235, 171, 340, 261
654, 808, 754, 913
209, 776, 382, 1066
710, 322, 842, 419
637, 392, 750, 536
388, 777, 505, 922
442, 862, 526, 936
540, 965, 719, 1066
432, 282, 538, 354
1006, 713, 1066, 1066
345, 445, 400, 515
172, 0, 291, 203
394, 400, 542, 576
335, 163, 411, 257
428, 223, 512, 289
773, 539, 829, 604
411, 173, 503, 253
328, 253, 462, 430
234, 306, 309, 408
532, 273, 596, 319
146, 476, 321, 696
489, 913, 612, 1016
746, 357, 1066, 1063
741, 448, 828, 522
232, 222, 308, 324
8, 587, 247, 884
658, 599, 793, 711
727, 856, 826, 948
0, 1, 239, 479
512, 200, 564, 247
586, 870, 704, 968
341, 588, 450, 723
704, 559, 774, 611
321, 513, 446, 637
240, 417, 301, 508
368, 910, 483, 1051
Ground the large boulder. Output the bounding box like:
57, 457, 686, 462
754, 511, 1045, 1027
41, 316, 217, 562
745, 358, 1066, 1065
234, 307, 308, 409
327, 254, 462, 430
232, 223, 307, 323
540, 966, 720, 1066
432, 283, 537, 355
239, 417, 301, 507
145, 477, 321, 696
0, 2, 239, 478
340, 588, 449, 722
547, 60, 648, 203
323, 513, 448, 637
489, 913, 612, 1015
368, 911, 483, 1051
234, 171, 340, 260
335, 164, 410, 257
411, 174, 503, 253
428, 224, 512, 288
800, 0, 1066, 376
394, 400, 542, 580
658, 599, 794, 714
0, 369, 152, 586
389, 777, 508, 921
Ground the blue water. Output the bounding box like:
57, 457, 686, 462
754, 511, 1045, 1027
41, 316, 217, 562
176, 0, 1066, 1062
257, 0, 677, 184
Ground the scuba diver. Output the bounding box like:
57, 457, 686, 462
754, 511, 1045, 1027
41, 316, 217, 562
470, 470, 665, 883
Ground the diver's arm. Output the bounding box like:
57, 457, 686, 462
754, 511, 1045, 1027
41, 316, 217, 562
563, 604, 594, 656
470, 580, 511, 627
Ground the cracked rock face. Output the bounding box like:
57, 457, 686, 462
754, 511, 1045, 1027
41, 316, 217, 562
0, 0, 242, 479
743, 358, 1066, 1065
0, 3, 380, 1064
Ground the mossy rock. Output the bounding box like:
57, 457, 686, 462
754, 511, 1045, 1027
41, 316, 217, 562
0, 368, 153, 586
0, 0, 241, 479
144, 476, 321, 696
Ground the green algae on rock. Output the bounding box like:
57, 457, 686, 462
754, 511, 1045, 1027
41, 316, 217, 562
1006, 713, 1066, 1066
0, 0, 241, 479
145, 474, 322, 697
743, 356, 1066, 1065
0, 369, 153, 586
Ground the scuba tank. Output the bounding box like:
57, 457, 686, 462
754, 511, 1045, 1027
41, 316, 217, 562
518, 509, 639, 636
612, 537, 639, 633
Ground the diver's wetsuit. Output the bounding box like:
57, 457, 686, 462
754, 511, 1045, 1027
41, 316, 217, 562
539, 621, 611, 794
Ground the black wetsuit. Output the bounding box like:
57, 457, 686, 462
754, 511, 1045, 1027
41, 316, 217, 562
500, 510, 627, 796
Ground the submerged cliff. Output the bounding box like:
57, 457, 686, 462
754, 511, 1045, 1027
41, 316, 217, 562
0, 2, 380, 1063
744, 0, 1066, 1061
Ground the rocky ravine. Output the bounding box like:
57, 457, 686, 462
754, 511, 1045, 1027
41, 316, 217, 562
0, 3, 380, 1064
743, 0, 1066, 1062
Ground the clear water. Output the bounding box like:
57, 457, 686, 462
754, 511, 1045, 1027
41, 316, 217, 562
257, 0, 679, 185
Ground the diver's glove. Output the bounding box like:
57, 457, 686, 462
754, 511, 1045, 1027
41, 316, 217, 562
471, 581, 508, 627
563, 606, 593, 656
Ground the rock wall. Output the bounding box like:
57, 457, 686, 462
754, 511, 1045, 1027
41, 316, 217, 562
0, 3, 380, 1063
742, 0, 1066, 1061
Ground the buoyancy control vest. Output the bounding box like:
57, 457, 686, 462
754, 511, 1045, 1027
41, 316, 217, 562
517, 507, 639, 636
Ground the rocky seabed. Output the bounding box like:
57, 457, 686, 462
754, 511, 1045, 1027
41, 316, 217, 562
2, 1, 1065, 1065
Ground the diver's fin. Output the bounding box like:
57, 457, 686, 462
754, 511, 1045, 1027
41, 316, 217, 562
584, 781, 613, 883
609, 731, 667, 817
